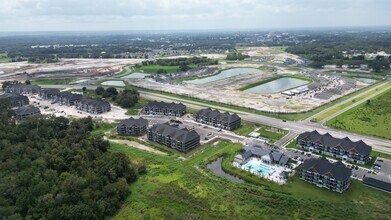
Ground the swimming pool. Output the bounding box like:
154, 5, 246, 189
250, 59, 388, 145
243, 159, 271, 175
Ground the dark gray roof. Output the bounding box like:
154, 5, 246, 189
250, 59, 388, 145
78, 97, 110, 107
243, 146, 271, 157
302, 157, 351, 181
118, 117, 148, 128
279, 156, 289, 165
241, 150, 253, 160
363, 177, 391, 193
40, 88, 60, 95
0, 93, 27, 100
57, 92, 82, 100
298, 130, 371, 156
145, 101, 185, 110
196, 108, 241, 123
14, 105, 40, 115
149, 123, 200, 143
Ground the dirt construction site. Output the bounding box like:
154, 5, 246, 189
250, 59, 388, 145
0, 58, 144, 80
27, 94, 129, 123
126, 47, 370, 113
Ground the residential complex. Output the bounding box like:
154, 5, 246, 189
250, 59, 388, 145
143, 101, 186, 116
0, 93, 29, 107
39, 89, 61, 99
53, 92, 82, 106
297, 130, 372, 164
148, 123, 200, 152
5, 84, 41, 94
234, 146, 290, 167
300, 157, 352, 193
75, 98, 111, 114
193, 108, 241, 130
14, 105, 41, 120
117, 117, 148, 136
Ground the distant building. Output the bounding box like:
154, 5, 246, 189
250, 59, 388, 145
53, 92, 82, 106
234, 146, 290, 167
0, 93, 29, 107
39, 89, 60, 99
297, 130, 372, 164
117, 117, 148, 136
14, 105, 41, 120
148, 123, 200, 152
300, 157, 352, 193
143, 101, 186, 116
193, 108, 241, 130
5, 84, 41, 94
75, 98, 111, 114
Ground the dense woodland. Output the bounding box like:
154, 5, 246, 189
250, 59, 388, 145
0, 100, 141, 219
286, 32, 391, 71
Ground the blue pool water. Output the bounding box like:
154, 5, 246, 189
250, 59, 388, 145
243, 161, 270, 175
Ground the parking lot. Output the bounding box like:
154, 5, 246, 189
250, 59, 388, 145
284, 148, 380, 181
28, 94, 129, 122
373, 157, 391, 180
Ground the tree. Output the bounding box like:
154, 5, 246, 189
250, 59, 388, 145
95, 86, 105, 95
25, 80, 31, 85
115, 89, 139, 108
82, 87, 87, 93
366, 99, 371, 105
103, 87, 118, 98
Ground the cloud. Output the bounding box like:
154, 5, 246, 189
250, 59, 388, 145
0, 0, 390, 31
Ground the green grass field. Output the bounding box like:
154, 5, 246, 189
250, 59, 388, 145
109, 139, 391, 219
327, 88, 391, 139
140, 65, 180, 73
0, 53, 11, 63
313, 82, 391, 122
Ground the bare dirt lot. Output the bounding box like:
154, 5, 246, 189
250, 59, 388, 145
0, 58, 144, 80
28, 94, 129, 122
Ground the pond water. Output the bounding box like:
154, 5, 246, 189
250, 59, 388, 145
206, 157, 245, 183
355, 77, 377, 84
245, 77, 309, 94
101, 81, 126, 86
186, 68, 262, 84
121, 72, 150, 79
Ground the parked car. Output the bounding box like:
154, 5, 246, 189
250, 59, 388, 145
377, 159, 384, 162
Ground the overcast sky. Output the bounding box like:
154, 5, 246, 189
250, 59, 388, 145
1, 0, 390, 32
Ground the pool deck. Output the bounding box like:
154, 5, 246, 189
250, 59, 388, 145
233, 157, 291, 185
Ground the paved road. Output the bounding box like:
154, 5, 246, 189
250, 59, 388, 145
320, 85, 390, 123
40, 84, 391, 154
303, 81, 390, 122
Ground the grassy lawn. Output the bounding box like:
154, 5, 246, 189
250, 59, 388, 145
233, 122, 288, 143
126, 97, 149, 115
140, 65, 180, 73
232, 122, 258, 136
257, 125, 288, 143
238, 75, 312, 91
327, 88, 391, 139
0, 53, 11, 63
109, 138, 391, 219
313, 82, 391, 122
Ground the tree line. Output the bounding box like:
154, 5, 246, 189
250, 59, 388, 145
0, 100, 142, 219
94, 87, 140, 108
